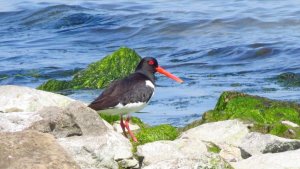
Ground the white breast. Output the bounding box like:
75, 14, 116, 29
145, 80, 155, 89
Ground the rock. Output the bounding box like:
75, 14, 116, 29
0, 111, 42, 132
136, 127, 231, 168
0, 95, 134, 169
274, 72, 300, 87
219, 144, 243, 162
0, 85, 75, 113
281, 120, 299, 128
137, 141, 186, 165
0, 130, 80, 169
239, 132, 300, 155
113, 120, 140, 133
29, 101, 108, 138
232, 149, 300, 169
118, 158, 139, 169
202, 91, 300, 139
58, 130, 133, 169
142, 154, 232, 169
38, 47, 142, 91
180, 119, 250, 146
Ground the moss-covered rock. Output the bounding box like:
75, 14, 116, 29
37, 47, 142, 91
132, 124, 179, 152
274, 72, 300, 87
202, 91, 300, 139
37, 79, 72, 91
135, 124, 179, 144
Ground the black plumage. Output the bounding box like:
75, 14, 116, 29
88, 57, 157, 112
88, 73, 154, 111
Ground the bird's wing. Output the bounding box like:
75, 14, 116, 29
88, 74, 154, 111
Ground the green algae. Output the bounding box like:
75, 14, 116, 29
37, 79, 72, 91
207, 142, 221, 154
132, 124, 179, 152
135, 124, 179, 144
202, 91, 300, 139
37, 47, 142, 91
99, 114, 147, 128
99, 114, 120, 124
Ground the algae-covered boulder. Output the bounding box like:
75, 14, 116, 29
38, 47, 142, 91
202, 91, 300, 139
274, 72, 300, 87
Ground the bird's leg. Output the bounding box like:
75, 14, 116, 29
125, 116, 138, 142
120, 115, 128, 138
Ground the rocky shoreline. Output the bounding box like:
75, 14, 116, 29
1, 85, 300, 169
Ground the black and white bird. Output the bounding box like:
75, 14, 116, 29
88, 57, 183, 142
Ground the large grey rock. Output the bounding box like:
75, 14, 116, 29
58, 130, 134, 169
0, 111, 42, 132
180, 119, 250, 146
137, 130, 229, 168
239, 132, 300, 155
232, 149, 300, 169
0, 130, 80, 169
142, 154, 232, 169
0, 85, 75, 113
0, 91, 134, 169
137, 141, 186, 165
29, 101, 108, 138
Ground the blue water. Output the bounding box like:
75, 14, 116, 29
1, 0, 300, 127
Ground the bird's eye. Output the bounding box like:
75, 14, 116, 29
148, 60, 154, 65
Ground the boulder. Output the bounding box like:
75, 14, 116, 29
0, 130, 80, 169
0, 111, 41, 132
37, 47, 142, 91
29, 101, 108, 138
232, 149, 300, 169
142, 154, 232, 169
202, 91, 300, 139
179, 119, 250, 146
136, 125, 233, 168
274, 72, 300, 87
239, 132, 300, 155
0, 93, 134, 169
137, 141, 187, 165
0, 85, 74, 113
58, 130, 134, 169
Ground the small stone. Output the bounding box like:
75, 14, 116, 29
281, 120, 299, 128
118, 158, 139, 168
219, 144, 243, 162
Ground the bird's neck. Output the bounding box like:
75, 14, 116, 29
136, 70, 155, 83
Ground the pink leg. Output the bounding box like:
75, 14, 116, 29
120, 115, 128, 138
125, 116, 138, 142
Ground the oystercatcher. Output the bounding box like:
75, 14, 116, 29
88, 57, 183, 142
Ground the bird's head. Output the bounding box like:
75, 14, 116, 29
135, 57, 183, 83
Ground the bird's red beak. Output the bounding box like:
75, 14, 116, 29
156, 66, 184, 83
